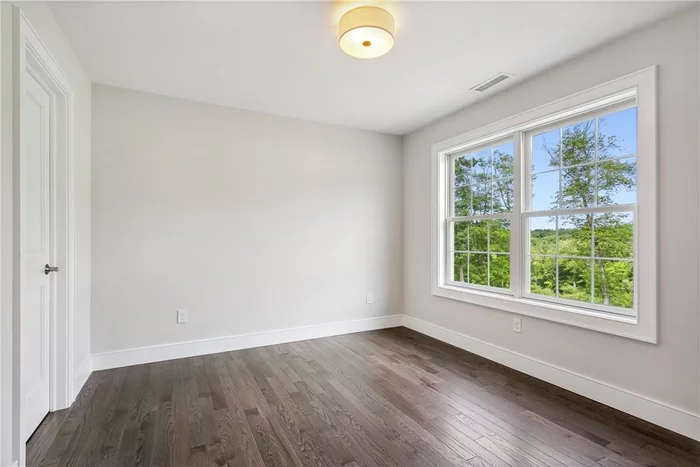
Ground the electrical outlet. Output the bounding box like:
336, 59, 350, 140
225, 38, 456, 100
177, 309, 188, 324
512, 316, 522, 333
366, 293, 373, 304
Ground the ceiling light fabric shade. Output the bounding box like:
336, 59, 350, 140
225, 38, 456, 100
339, 6, 395, 59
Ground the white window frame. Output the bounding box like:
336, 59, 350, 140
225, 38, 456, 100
432, 67, 657, 343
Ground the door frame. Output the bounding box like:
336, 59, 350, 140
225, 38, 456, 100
12, 7, 76, 464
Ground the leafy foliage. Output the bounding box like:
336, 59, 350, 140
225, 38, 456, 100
453, 144, 513, 287
532, 119, 635, 308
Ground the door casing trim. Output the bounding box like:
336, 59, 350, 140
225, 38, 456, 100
11, 7, 76, 465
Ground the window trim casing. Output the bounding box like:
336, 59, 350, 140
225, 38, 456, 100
431, 66, 657, 343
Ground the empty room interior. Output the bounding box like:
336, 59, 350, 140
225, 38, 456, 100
1, 1, 700, 466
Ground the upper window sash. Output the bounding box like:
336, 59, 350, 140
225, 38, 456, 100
447, 138, 515, 219
523, 99, 637, 211
522, 99, 636, 156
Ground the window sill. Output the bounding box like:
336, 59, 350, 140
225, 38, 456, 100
432, 283, 657, 343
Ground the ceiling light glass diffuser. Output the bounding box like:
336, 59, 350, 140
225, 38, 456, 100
339, 6, 395, 59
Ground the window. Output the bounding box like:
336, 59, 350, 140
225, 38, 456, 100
432, 68, 657, 342
449, 140, 514, 291
524, 104, 637, 315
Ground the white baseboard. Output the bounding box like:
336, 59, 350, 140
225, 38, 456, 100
401, 315, 700, 442
92, 315, 402, 371
87, 313, 699, 441
73, 357, 92, 401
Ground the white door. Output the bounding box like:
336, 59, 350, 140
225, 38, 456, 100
20, 71, 53, 441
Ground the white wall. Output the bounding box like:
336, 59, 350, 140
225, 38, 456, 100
0, 2, 91, 465
403, 5, 699, 418
91, 85, 402, 356
0, 7, 8, 465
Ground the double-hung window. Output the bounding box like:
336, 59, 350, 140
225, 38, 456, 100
432, 68, 657, 342
448, 139, 514, 292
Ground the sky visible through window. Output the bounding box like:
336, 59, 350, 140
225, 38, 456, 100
529, 107, 637, 229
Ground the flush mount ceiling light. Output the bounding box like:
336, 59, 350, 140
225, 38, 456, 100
339, 6, 395, 59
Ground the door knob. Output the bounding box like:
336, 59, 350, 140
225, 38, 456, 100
44, 264, 59, 275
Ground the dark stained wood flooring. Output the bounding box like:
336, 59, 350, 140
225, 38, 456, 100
28, 327, 700, 466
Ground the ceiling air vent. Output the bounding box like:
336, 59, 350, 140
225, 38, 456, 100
471, 72, 512, 92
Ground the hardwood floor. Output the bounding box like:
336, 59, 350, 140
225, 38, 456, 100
28, 328, 700, 466
27, 409, 69, 467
